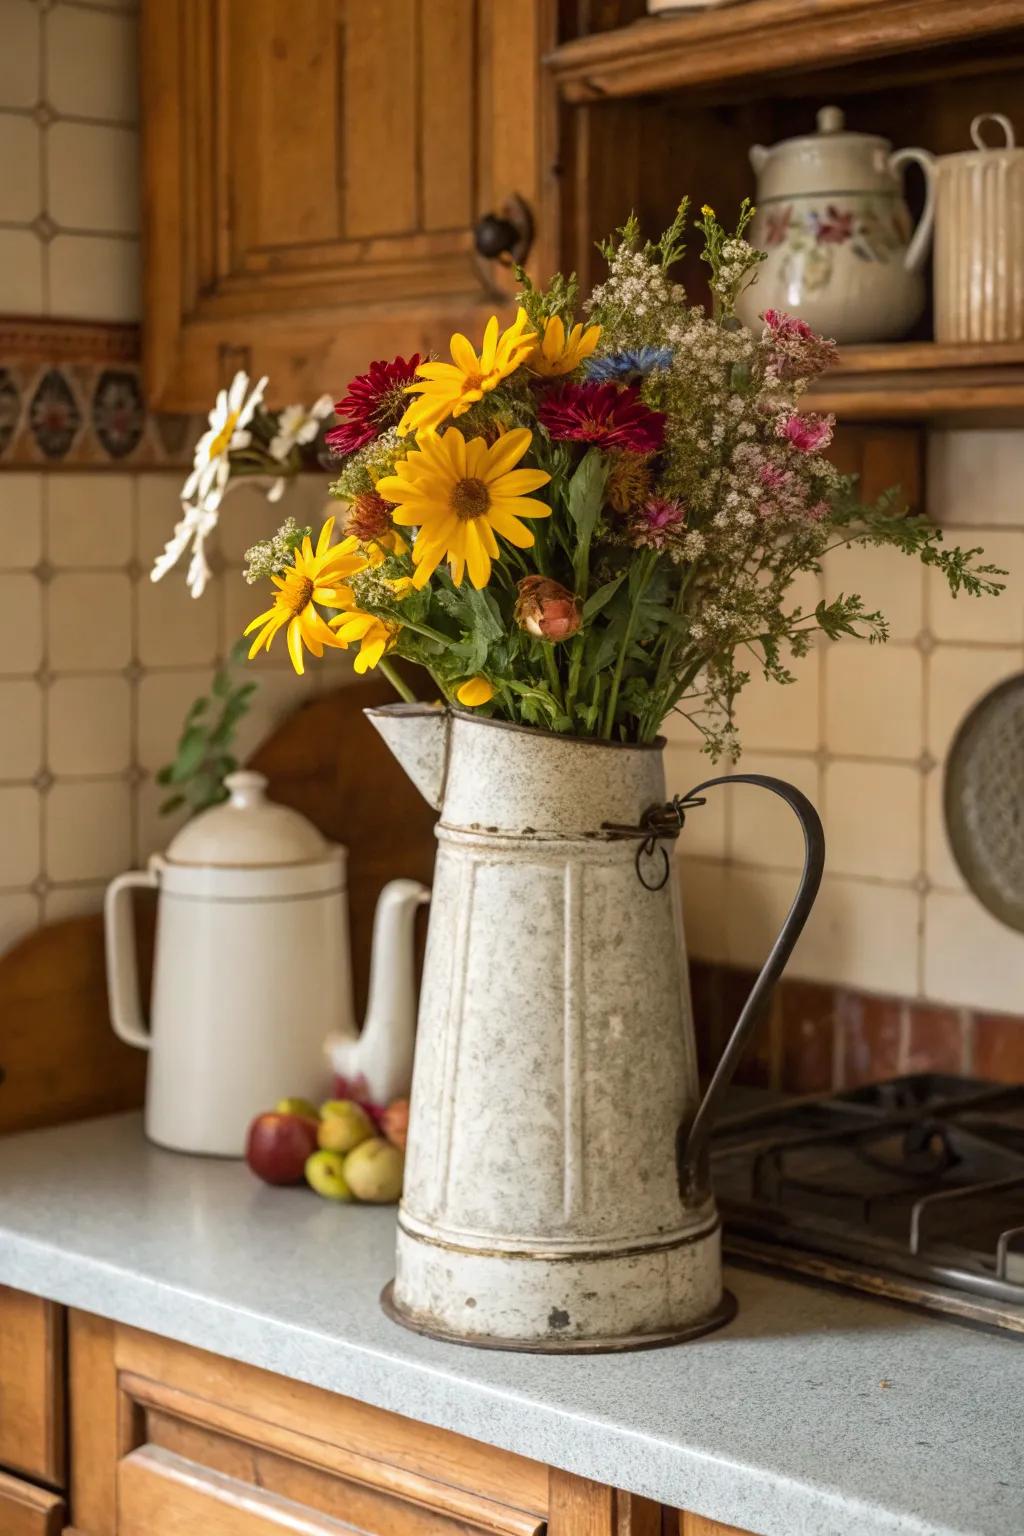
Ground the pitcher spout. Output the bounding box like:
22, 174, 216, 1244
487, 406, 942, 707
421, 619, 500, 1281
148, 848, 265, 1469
365, 702, 450, 811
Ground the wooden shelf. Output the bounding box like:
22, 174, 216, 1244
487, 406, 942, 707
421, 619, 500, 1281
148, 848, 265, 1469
547, 0, 1024, 102
805, 341, 1024, 422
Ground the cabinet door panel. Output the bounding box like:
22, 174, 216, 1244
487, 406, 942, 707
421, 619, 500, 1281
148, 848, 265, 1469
143, 0, 556, 409
0, 1287, 64, 1486
0, 1470, 64, 1536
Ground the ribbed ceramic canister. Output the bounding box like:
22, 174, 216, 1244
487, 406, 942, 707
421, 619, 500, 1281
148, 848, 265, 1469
934, 114, 1024, 343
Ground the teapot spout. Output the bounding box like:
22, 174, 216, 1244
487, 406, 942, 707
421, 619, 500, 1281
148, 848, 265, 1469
324, 878, 430, 1107
365, 702, 450, 810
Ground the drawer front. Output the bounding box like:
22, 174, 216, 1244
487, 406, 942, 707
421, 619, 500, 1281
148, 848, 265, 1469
0, 1468, 65, 1536
0, 1288, 64, 1485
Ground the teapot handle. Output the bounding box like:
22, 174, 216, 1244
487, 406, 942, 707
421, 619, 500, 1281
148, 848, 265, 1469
104, 868, 160, 1051
888, 146, 937, 274
675, 775, 824, 1200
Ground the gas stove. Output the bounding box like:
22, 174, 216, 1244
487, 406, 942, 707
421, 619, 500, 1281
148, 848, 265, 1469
711, 1075, 1024, 1332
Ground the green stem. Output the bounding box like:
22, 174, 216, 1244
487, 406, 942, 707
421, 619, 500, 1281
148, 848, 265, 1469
540, 642, 564, 710
602, 552, 656, 740
378, 657, 416, 703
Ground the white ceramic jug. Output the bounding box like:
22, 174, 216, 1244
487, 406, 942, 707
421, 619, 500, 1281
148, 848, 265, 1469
367, 706, 823, 1352
736, 105, 935, 343
104, 771, 428, 1156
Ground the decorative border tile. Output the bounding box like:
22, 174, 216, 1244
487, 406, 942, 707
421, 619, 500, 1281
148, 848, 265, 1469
0, 319, 200, 469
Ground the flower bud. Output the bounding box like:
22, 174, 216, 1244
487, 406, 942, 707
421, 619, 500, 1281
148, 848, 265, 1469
514, 576, 582, 643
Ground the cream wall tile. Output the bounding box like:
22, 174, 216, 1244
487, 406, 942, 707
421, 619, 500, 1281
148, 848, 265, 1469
0, 574, 43, 675
678, 857, 728, 964
49, 233, 140, 321
137, 669, 210, 771
726, 867, 919, 994
927, 528, 1024, 645
824, 642, 922, 759
0, 785, 40, 885
664, 743, 728, 861
823, 760, 920, 881
923, 767, 964, 894
928, 431, 1024, 526
926, 646, 1021, 758
0, 113, 41, 223
0, 892, 39, 957
49, 572, 131, 670
729, 753, 819, 871
49, 473, 133, 566
0, 680, 42, 779
137, 570, 218, 667
137, 473, 187, 564
48, 122, 139, 234
798, 874, 919, 994
48, 675, 131, 775
47, 779, 132, 881
217, 483, 295, 563
47, 6, 138, 122
0, 472, 43, 567
924, 890, 1024, 1011
0, 1, 40, 110
731, 647, 819, 753
44, 883, 105, 923
0, 229, 44, 314
822, 539, 923, 642
135, 778, 188, 864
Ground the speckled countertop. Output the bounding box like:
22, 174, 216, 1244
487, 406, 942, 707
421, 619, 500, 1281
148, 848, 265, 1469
0, 1113, 1021, 1536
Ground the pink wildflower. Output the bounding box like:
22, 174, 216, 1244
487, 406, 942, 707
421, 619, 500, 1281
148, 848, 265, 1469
629, 497, 686, 551
779, 412, 834, 455
761, 310, 837, 380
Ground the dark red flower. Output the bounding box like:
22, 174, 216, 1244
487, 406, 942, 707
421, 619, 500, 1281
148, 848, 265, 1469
537, 382, 665, 454
325, 354, 421, 456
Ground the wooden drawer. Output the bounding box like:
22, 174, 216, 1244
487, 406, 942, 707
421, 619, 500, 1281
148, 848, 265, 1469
0, 1287, 64, 1485
0, 1468, 65, 1536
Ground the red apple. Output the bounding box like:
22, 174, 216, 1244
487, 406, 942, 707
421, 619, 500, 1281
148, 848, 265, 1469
245, 1111, 319, 1185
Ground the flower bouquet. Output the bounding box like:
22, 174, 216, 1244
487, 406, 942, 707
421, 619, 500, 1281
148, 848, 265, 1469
169, 202, 1002, 756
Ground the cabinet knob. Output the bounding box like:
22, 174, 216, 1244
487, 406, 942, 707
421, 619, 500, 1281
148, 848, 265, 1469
473, 195, 534, 266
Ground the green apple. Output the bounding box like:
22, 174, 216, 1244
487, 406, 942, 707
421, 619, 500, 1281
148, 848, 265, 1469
275, 1096, 320, 1120
304, 1150, 354, 1201
317, 1099, 375, 1154
343, 1137, 404, 1203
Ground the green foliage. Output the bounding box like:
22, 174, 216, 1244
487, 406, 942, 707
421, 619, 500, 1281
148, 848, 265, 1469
156, 641, 258, 817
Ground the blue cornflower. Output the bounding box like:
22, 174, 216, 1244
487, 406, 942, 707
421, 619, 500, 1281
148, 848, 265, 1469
585, 347, 674, 382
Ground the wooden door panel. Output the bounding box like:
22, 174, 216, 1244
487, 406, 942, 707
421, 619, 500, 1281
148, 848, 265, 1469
0, 1470, 64, 1536
143, 0, 557, 409
0, 1287, 64, 1487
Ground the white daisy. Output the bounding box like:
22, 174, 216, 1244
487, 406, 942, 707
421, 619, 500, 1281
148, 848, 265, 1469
150, 500, 220, 599
268, 394, 333, 463
181, 370, 268, 513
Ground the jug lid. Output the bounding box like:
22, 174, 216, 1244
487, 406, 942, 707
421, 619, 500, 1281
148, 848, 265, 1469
164, 771, 330, 868
752, 106, 894, 200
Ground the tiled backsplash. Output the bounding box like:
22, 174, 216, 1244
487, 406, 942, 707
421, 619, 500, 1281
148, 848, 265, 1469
0, 0, 140, 321
0, 472, 328, 953
668, 429, 1024, 1020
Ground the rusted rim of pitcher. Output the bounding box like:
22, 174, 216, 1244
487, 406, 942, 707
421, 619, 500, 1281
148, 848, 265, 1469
381, 1282, 738, 1353
364, 701, 666, 754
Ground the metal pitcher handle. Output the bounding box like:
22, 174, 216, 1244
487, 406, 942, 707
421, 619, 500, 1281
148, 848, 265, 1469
677, 774, 825, 1200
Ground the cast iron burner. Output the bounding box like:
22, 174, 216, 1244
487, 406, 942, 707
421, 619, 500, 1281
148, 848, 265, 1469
711, 1075, 1024, 1332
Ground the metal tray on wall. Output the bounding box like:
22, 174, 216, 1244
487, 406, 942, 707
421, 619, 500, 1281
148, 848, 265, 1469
944, 672, 1024, 932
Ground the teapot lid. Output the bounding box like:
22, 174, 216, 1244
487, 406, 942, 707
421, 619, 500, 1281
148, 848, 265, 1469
752, 106, 893, 199
165, 771, 330, 868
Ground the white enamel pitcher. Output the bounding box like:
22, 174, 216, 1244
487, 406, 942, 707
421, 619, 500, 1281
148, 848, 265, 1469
367, 705, 823, 1352
104, 771, 428, 1156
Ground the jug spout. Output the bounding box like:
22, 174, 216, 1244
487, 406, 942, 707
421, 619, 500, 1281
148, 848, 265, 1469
365, 702, 450, 811
324, 878, 429, 1107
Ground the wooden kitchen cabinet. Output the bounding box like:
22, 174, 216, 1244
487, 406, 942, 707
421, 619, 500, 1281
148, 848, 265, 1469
0, 1287, 64, 1488
140, 0, 558, 411
0, 1471, 65, 1536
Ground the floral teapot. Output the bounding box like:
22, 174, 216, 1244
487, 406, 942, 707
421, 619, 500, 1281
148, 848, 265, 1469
735, 105, 935, 343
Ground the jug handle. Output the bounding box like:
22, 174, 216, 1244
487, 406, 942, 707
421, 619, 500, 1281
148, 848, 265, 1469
887, 146, 937, 273
675, 774, 825, 1201
104, 868, 159, 1051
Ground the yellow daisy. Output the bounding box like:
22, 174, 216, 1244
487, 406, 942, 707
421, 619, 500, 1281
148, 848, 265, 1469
398, 310, 535, 435
527, 315, 601, 377
243, 517, 367, 676
375, 427, 551, 590
329, 578, 414, 673
456, 676, 495, 707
